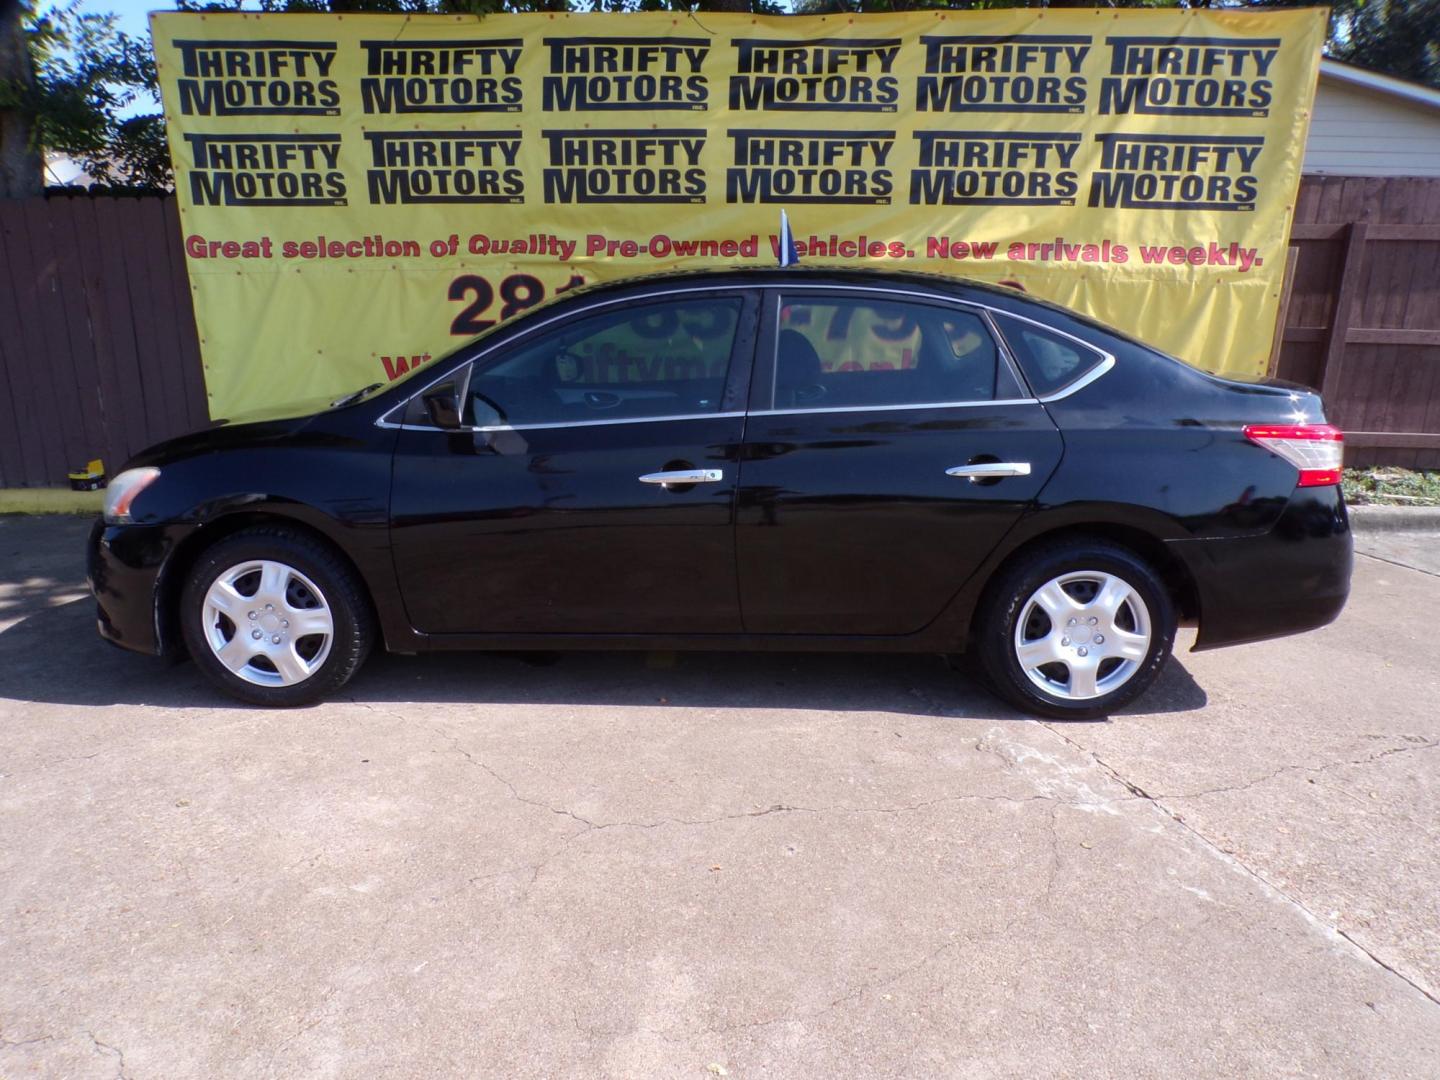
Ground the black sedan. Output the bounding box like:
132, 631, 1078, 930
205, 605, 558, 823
88, 268, 1352, 718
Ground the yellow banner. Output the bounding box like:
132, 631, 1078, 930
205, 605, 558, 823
151, 9, 1325, 418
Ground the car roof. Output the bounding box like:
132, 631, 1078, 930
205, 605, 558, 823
551, 264, 1122, 334
556, 264, 1012, 305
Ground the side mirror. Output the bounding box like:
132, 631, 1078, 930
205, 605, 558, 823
421, 384, 462, 429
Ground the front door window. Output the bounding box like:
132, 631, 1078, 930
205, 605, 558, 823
463, 296, 745, 428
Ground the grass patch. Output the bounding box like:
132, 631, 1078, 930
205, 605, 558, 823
1343, 466, 1440, 507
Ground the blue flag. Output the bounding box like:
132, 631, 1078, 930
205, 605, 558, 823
779, 209, 800, 267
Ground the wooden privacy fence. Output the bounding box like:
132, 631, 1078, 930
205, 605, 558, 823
0, 194, 208, 490
2, 179, 1439, 487
1272, 175, 1440, 468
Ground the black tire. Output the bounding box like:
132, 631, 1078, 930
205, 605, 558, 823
180, 526, 375, 707
973, 539, 1176, 720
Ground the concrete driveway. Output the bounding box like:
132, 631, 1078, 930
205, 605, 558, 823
2, 515, 1437, 1079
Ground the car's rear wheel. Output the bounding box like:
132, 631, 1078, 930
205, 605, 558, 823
975, 540, 1175, 719
180, 526, 374, 707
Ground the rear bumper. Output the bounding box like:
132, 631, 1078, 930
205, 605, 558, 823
1170, 486, 1353, 651
87, 519, 193, 656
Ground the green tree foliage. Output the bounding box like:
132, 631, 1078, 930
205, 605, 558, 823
0, 0, 43, 195
1331, 0, 1440, 88
0, 1, 160, 193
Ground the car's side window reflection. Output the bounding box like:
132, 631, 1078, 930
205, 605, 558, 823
463, 296, 743, 427
992, 314, 1102, 398
774, 297, 1001, 410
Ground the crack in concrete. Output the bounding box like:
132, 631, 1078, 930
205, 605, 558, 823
5, 705, 238, 779
1357, 549, 1440, 580
708, 910, 1052, 1039
711, 936, 965, 1035
1152, 740, 1440, 801
1038, 722, 1440, 1011
1041, 802, 1063, 907
87, 1030, 130, 1079
0, 1033, 52, 1049
264, 981, 342, 1078
431, 724, 1082, 841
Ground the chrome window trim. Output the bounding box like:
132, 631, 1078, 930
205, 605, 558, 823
978, 307, 1033, 399
766, 289, 783, 407
751, 398, 1039, 418
380, 410, 746, 434
456, 361, 474, 418
1038, 355, 1116, 402
376, 278, 1117, 431
985, 306, 1117, 402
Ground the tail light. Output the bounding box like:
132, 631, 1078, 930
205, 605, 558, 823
1242, 424, 1344, 487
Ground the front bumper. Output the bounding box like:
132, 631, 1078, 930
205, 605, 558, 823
1170, 485, 1353, 651
87, 519, 194, 656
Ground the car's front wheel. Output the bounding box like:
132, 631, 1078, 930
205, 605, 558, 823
975, 540, 1176, 719
180, 526, 374, 707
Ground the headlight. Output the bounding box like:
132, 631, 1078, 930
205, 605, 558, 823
102, 467, 162, 524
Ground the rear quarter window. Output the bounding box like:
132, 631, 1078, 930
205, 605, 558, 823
994, 314, 1108, 398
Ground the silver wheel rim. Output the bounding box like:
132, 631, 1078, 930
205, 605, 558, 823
1014, 571, 1152, 702
201, 560, 334, 688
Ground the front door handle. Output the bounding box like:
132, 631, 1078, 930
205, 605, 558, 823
946, 462, 1032, 481
639, 469, 724, 486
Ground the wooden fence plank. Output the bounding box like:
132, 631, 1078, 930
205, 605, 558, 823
1268, 246, 1300, 377
1320, 222, 1369, 419
0, 205, 40, 486
24, 201, 96, 475
135, 197, 192, 442
1345, 432, 1440, 449
59, 196, 130, 473
1292, 224, 1440, 241
0, 200, 69, 485
161, 199, 209, 431
112, 201, 174, 440
1291, 223, 1346, 240
1316, 176, 1345, 226
1375, 178, 1437, 457
1347, 329, 1440, 346
43, 198, 112, 473
89, 199, 157, 465
1294, 173, 1322, 223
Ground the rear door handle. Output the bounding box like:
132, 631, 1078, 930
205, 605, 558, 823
639, 469, 724, 485
946, 462, 1032, 480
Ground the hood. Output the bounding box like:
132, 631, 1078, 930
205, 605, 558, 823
123, 410, 320, 471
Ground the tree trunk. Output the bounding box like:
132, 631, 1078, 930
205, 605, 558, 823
0, 0, 42, 198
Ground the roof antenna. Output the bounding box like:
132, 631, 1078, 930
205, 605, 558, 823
778, 208, 800, 267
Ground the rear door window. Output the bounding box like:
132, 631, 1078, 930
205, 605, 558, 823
771, 295, 1015, 410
